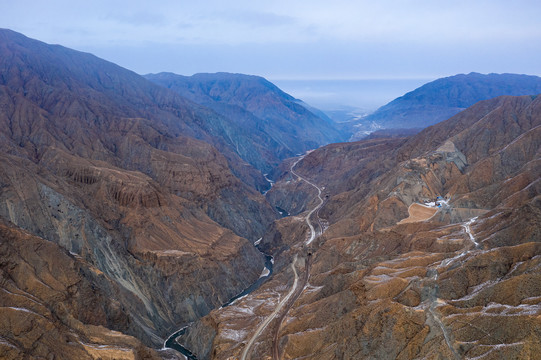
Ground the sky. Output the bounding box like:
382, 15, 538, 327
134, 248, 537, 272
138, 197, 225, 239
1, 0, 540, 108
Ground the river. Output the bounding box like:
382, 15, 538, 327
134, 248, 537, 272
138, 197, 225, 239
164, 245, 274, 358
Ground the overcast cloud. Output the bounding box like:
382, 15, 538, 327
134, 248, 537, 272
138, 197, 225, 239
1, 0, 540, 80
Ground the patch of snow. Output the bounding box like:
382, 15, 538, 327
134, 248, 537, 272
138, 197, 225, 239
156, 250, 190, 256
0, 337, 17, 349
229, 305, 255, 316
80, 342, 133, 352
463, 217, 479, 247
278, 209, 290, 216
3, 306, 43, 318
364, 274, 393, 284
303, 284, 324, 294
254, 238, 262, 246
1, 288, 43, 306
446, 302, 540, 319
522, 295, 541, 302
484, 302, 540, 316
467, 342, 525, 360
288, 326, 327, 337
221, 328, 248, 342
34, 277, 53, 290
477, 212, 505, 223
438, 252, 468, 269
259, 267, 270, 278
6, 307, 32, 313
499, 124, 541, 154
505, 261, 524, 278
372, 265, 396, 270
456, 280, 497, 301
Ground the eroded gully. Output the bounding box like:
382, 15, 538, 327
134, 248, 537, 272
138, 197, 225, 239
423, 216, 480, 360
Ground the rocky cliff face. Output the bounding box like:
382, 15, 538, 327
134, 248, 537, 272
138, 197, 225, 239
184, 95, 541, 359
0, 29, 280, 358
0, 30, 280, 234
0, 219, 178, 359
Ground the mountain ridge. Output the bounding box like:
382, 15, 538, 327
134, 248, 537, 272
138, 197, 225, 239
145, 71, 347, 171
350, 72, 541, 139
1, 28, 540, 360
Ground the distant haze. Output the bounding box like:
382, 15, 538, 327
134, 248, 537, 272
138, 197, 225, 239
1, 1, 539, 83
272, 78, 431, 111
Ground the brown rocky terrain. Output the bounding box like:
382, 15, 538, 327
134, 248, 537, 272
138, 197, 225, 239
179, 95, 541, 359
0, 219, 177, 359
2, 28, 540, 360
0, 29, 281, 358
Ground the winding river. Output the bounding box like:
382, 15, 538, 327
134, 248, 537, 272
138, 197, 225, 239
164, 245, 274, 358
165, 153, 322, 359
240, 153, 325, 360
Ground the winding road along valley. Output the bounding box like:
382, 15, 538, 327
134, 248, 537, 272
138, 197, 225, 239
241, 154, 325, 360
165, 153, 326, 360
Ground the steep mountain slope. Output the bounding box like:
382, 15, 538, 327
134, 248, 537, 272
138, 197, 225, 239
0, 28, 276, 239
145, 72, 346, 171
0, 28, 278, 357
0, 219, 170, 359
351, 72, 541, 139
181, 95, 541, 359
0, 29, 276, 191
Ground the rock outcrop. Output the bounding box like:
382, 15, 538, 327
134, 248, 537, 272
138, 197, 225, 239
0, 219, 178, 359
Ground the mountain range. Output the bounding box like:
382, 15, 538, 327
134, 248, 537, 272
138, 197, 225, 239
145, 72, 346, 172
0, 28, 539, 360
0, 28, 279, 358
349, 72, 541, 139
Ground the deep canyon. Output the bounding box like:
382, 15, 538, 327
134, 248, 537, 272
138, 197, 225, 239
0, 29, 540, 360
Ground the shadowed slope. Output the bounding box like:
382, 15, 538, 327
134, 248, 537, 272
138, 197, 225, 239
350, 73, 541, 139
145, 72, 346, 171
